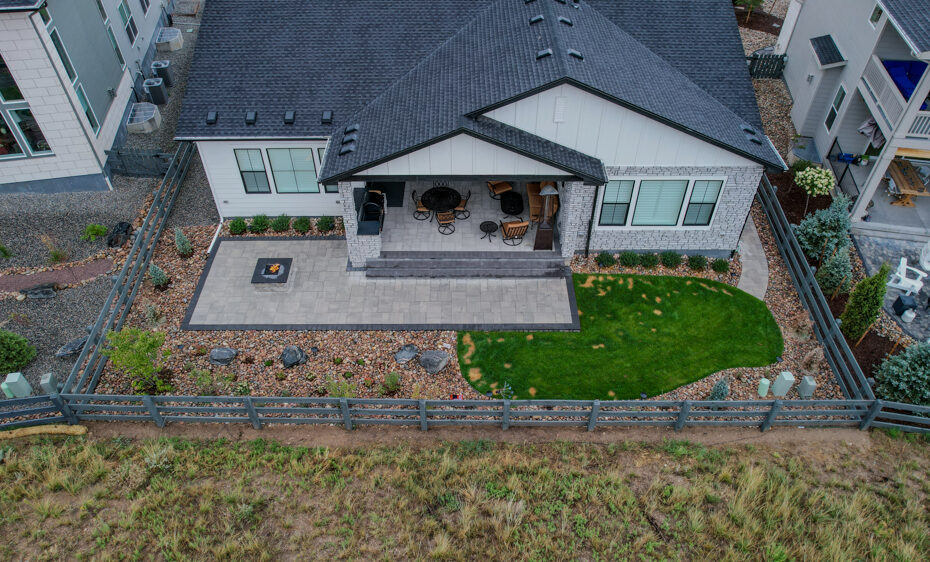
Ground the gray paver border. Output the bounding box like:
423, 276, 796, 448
182, 238, 580, 332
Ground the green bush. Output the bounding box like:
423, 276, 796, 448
795, 195, 851, 261
639, 253, 659, 269
594, 252, 616, 268
874, 342, 930, 406
660, 251, 682, 268
711, 258, 729, 273
0, 330, 37, 373
271, 214, 291, 233
105, 329, 171, 394
80, 224, 107, 242
815, 246, 852, 295
380, 371, 401, 395
249, 214, 270, 233
293, 217, 311, 234
174, 227, 193, 257
233, 382, 250, 396
316, 216, 336, 233
326, 377, 358, 398
687, 255, 707, 271
708, 378, 729, 401
148, 264, 168, 287
0, 242, 10, 259
619, 252, 640, 267
790, 159, 815, 178
229, 218, 247, 235
48, 247, 68, 264
840, 263, 890, 342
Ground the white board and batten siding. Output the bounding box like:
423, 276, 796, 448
354, 133, 568, 177
196, 140, 340, 219
483, 83, 757, 168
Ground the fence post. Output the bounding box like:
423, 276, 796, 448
419, 399, 428, 431
859, 400, 884, 430
142, 396, 165, 428
244, 397, 262, 430
761, 400, 782, 432
675, 400, 691, 432
49, 393, 77, 425
501, 400, 511, 430
340, 398, 353, 430
587, 400, 600, 431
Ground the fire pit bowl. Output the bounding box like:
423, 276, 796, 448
251, 258, 293, 284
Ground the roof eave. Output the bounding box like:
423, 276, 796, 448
0, 1, 43, 12
876, 0, 929, 59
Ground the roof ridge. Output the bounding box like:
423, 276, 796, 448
540, 0, 569, 76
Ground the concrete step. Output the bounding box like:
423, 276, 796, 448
379, 250, 562, 260
366, 267, 565, 279
851, 222, 930, 243
368, 257, 564, 270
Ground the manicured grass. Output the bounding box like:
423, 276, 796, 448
459, 274, 783, 400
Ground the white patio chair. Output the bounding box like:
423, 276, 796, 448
920, 240, 930, 270
887, 257, 927, 295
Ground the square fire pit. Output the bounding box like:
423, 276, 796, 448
251, 258, 293, 284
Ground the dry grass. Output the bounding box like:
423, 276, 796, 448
0, 433, 928, 560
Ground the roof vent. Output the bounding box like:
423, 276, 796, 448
244, 111, 257, 125
339, 142, 356, 155
205, 111, 217, 125
524, 0, 537, 4
342, 132, 358, 144
741, 125, 758, 136
536, 48, 553, 60
558, 16, 573, 26
747, 136, 763, 145
529, 14, 544, 24
555, 0, 567, 4
344, 123, 359, 134
283, 110, 296, 124
321, 110, 333, 124
567, 49, 583, 60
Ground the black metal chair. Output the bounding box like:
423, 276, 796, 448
411, 189, 430, 221
437, 211, 456, 235
454, 190, 472, 220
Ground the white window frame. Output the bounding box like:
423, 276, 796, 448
75, 85, 100, 135
267, 148, 321, 194
118, 0, 138, 45
48, 28, 77, 85
869, 5, 883, 27
139, 0, 151, 15
232, 143, 335, 195
106, 26, 126, 69
8, 108, 52, 156
0, 111, 27, 160
825, 85, 846, 131
235, 148, 272, 194
594, 176, 727, 231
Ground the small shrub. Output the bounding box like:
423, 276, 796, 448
639, 253, 659, 269
594, 252, 616, 268
40, 234, 68, 264
229, 218, 247, 235
874, 342, 930, 406
343, 371, 354, 379
80, 224, 107, 242
0, 329, 37, 373
619, 252, 640, 267
271, 214, 291, 233
249, 214, 270, 233
274, 372, 287, 381
263, 359, 273, 367
711, 258, 729, 273
191, 368, 216, 395
840, 263, 890, 342
333, 357, 343, 365
174, 227, 193, 257
0, 243, 10, 259
234, 382, 250, 396
144, 304, 162, 327
660, 251, 682, 268
815, 246, 852, 295
795, 195, 851, 261
194, 347, 208, 356
380, 371, 401, 395
316, 216, 335, 233
790, 159, 815, 178
687, 255, 707, 271
148, 264, 168, 288
105, 329, 170, 394
356, 358, 365, 365
293, 216, 311, 234
326, 377, 358, 398
708, 378, 730, 401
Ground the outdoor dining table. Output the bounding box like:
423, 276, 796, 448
421, 186, 462, 213
500, 191, 524, 219
888, 159, 929, 207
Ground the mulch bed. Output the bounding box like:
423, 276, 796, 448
825, 292, 898, 376
570, 253, 741, 286
219, 217, 345, 238
734, 7, 783, 35
770, 172, 833, 225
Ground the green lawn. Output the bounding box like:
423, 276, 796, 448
459, 274, 783, 400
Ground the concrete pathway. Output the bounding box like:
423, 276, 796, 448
0, 258, 113, 293
737, 215, 769, 300
184, 240, 578, 331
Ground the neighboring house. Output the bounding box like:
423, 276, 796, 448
176, 0, 784, 270
777, 0, 930, 240
0, 0, 172, 193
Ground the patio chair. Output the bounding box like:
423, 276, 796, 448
411, 190, 430, 221
527, 182, 543, 225
920, 240, 930, 270
454, 190, 472, 220
887, 257, 927, 295
437, 211, 456, 235
487, 180, 513, 199
500, 220, 529, 246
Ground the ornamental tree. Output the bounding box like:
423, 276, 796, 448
795, 166, 836, 215
795, 194, 851, 262
840, 263, 890, 344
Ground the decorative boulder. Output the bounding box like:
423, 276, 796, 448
394, 344, 419, 364
280, 345, 307, 369
209, 347, 238, 366
107, 222, 133, 248
55, 335, 89, 358
21, 283, 56, 299
419, 350, 449, 374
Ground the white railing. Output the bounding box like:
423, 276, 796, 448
862, 54, 907, 129
908, 111, 930, 139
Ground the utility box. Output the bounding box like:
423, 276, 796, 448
40, 373, 59, 395
1, 372, 33, 398
151, 60, 173, 86
771, 371, 795, 397
144, 78, 168, 105
757, 377, 770, 398
798, 376, 817, 399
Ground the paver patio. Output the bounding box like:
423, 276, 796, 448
183, 239, 578, 330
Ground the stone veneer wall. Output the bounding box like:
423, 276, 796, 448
559, 166, 763, 257
339, 181, 381, 268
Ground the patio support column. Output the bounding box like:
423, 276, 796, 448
340, 181, 381, 268
849, 150, 893, 222
558, 181, 597, 262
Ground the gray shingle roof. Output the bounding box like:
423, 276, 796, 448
810, 35, 845, 66
0, 0, 42, 10
880, 0, 930, 53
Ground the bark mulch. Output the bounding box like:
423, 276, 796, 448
735, 7, 784, 35
771, 172, 833, 225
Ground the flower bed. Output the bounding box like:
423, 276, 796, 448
218, 216, 345, 238
571, 252, 741, 286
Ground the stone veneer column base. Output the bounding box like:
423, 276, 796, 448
339, 181, 381, 268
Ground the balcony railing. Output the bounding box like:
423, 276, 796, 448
908, 111, 930, 140
862, 54, 908, 130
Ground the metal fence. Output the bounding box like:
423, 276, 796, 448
746, 54, 787, 79
106, 148, 175, 177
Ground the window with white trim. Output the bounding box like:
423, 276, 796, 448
869, 5, 883, 26
0, 54, 52, 158
139, 0, 151, 14
9, 109, 50, 154
631, 180, 688, 227
0, 113, 25, 158
235, 149, 271, 193
682, 180, 722, 226
118, 0, 138, 45
107, 27, 126, 67
825, 85, 846, 130
75, 85, 99, 134
598, 180, 634, 226
94, 0, 107, 20
267, 148, 320, 193
0, 54, 23, 103
49, 29, 76, 83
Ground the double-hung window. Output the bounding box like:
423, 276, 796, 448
0, 54, 51, 158
235, 149, 271, 193
825, 86, 845, 130
118, 0, 138, 45
267, 148, 320, 193
682, 180, 722, 226
599, 180, 634, 226
631, 180, 688, 226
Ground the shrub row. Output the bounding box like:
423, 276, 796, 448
229, 215, 336, 235
594, 251, 729, 273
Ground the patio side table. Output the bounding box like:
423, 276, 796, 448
480, 221, 498, 242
